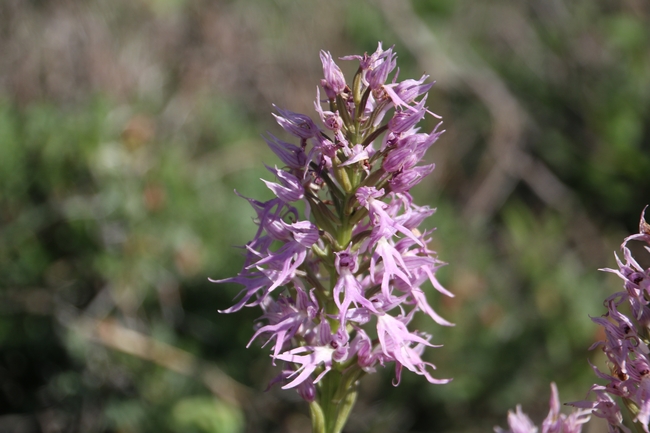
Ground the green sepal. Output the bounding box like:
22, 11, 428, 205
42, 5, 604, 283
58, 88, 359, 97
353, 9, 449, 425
349, 208, 369, 226
306, 195, 338, 235
359, 168, 386, 189
364, 100, 388, 132
352, 66, 363, 107
361, 124, 388, 148
313, 194, 342, 226
350, 229, 372, 247
310, 162, 345, 203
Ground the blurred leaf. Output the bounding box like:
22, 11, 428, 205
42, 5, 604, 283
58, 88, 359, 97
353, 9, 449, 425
171, 397, 244, 433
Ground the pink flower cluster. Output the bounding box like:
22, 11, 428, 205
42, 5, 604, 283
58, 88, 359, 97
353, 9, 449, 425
568, 207, 650, 433
496, 383, 591, 433
213, 43, 452, 399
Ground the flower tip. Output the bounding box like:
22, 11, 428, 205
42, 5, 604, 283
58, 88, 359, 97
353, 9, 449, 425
640, 204, 650, 235
548, 382, 560, 414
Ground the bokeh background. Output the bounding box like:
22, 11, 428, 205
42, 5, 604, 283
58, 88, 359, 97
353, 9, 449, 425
1, 0, 649, 432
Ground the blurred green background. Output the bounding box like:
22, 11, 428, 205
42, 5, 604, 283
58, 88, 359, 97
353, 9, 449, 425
1, 0, 649, 432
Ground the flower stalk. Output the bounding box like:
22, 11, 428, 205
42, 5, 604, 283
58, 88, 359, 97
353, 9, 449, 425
310, 371, 361, 433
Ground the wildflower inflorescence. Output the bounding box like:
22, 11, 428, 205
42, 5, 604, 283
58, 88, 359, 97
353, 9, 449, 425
495, 383, 592, 433
568, 207, 650, 433
494, 209, 650, 433
213, 43, 452, 402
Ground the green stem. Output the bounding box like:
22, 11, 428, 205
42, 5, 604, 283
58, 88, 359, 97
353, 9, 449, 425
331, 386, 357, 433
310, 401, 327, 433
311, 370, 360, 433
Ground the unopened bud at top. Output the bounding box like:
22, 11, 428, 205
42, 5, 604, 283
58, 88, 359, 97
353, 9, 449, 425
320, 50, 346, 100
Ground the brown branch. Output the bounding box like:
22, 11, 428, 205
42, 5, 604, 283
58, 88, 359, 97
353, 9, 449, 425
67, 315, 253, 408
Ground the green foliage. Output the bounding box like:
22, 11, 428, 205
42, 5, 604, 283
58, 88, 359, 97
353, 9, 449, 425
172, 397, 244, 433
1, 0, 649, 432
